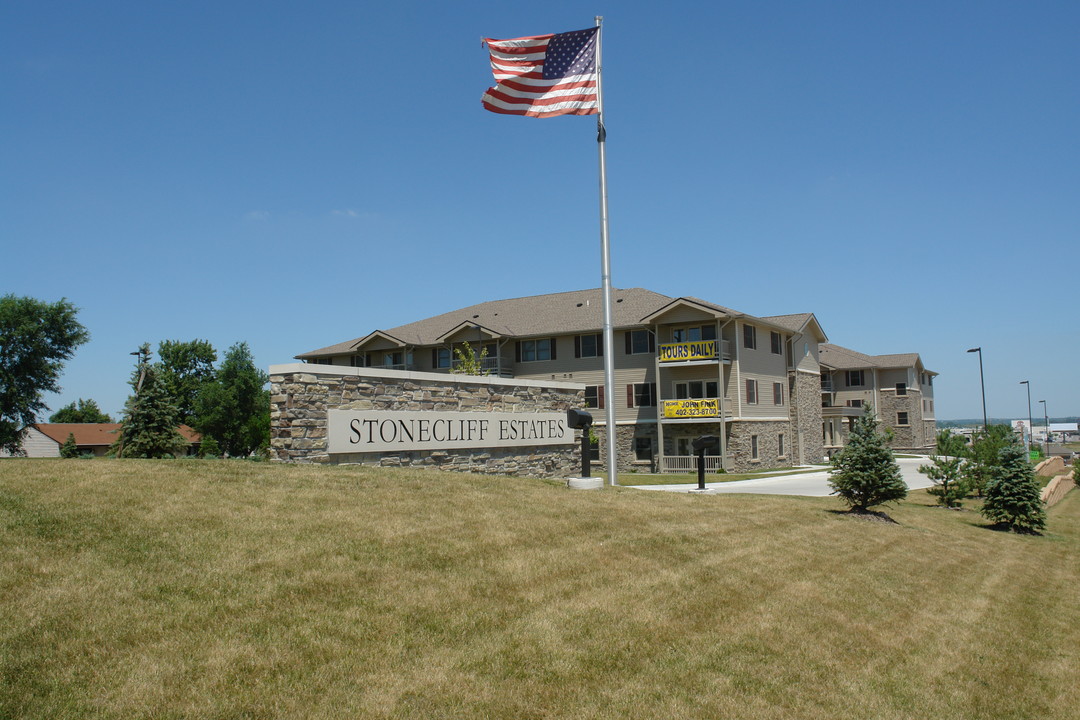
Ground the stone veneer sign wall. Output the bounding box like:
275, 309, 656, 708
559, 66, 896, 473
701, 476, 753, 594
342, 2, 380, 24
270, 364, 584, 478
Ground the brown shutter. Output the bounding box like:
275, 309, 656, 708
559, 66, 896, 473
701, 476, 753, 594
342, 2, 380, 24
515, 342, 521, 362
627, 384, 635, 408
598, 334, 604, 357
574, 336, 581, 358
625, 331, 632, 355
598, 386, 605, 409
550, 337, 557, 361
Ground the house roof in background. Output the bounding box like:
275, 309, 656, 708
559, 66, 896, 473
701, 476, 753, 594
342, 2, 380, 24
33, 423, 200, 446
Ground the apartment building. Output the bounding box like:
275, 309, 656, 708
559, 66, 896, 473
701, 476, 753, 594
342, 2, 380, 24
297, 287, 830, 473
819, 343, 937, 453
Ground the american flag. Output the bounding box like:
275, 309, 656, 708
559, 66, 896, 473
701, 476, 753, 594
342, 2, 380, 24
481, 27, 598, 118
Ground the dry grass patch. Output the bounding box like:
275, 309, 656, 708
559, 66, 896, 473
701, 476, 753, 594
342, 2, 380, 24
1, 459, 1078, 719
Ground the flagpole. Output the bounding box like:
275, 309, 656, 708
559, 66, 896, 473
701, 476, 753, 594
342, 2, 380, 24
594, 16, 618, 486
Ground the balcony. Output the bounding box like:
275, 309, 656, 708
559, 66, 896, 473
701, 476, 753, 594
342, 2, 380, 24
821, 405, 864, 418
449, 356, 514, 378
658, 339, 731, 364
820, 377, 834, 393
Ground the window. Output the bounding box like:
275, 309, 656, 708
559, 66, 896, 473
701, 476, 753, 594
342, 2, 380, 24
433, 347, 451, 369
778, 433, 785, 458
673, 325, 717, 343
773, 382, 784, 405
846, 370, 864, 387
674, 380, 718, 399
770, 331, 783, 355
746, 378, 758, 404
627, 383, 656, 408
634, 437, 653, 462
575, 333, 603, 358
897, 411, 909, 426
751, 435, 759, 460
928, 375, 933, 387
350, 354, 371, 367
584, 385, 604, 409
743, 324, 757, 349
895, 382, 907, 396
625, 329, 654, 355
383, 351, 404, 367
312, 358, 332, 365
847, 399, 863, 408
517, 338, 555, 362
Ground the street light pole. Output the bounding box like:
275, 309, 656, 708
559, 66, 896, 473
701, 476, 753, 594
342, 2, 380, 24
1019, 380, 1033, 455
967, 347, 987, 431
1039, 399, 1049, 458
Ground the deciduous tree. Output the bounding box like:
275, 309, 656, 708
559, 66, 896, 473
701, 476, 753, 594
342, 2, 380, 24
963, 425, 1013, 497
193, 342, 269, 457
157, 339, 217, 426
0, 295, 89, 454
49, 398, 113, 424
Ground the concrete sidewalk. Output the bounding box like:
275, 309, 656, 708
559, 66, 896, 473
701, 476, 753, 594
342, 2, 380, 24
626, 456, 934, 497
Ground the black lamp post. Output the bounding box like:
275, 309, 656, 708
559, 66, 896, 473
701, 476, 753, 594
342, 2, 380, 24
1039, 399, 1050, 458
1019, 380, 1033, 455
967, 347, 987, 431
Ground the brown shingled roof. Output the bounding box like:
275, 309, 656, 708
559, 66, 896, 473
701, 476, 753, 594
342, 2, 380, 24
298, 288, 675, 358
820, 344, 934, 374
297, 287, 829, 360
33, 423, 201, 446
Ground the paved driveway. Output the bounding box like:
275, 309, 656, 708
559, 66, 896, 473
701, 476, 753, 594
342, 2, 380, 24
627, 456, 934, 497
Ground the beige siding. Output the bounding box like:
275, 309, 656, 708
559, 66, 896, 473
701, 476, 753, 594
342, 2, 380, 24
652, 307, 715, 326
733, 321, 789, 419
21, 427, 61, 457
516, 332, 655, 423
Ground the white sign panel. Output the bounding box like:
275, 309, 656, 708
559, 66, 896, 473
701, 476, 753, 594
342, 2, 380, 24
327, 410, 574, 454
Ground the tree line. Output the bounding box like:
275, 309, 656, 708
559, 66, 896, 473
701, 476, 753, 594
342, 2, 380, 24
0, 294, 269, 459
112, 340, 269, 459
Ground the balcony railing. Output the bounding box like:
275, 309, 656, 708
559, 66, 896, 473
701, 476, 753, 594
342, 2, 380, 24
820, 377, 834, 393
658, 339, 731, 363
449, 356, 514, 377
660, 455, 725, 474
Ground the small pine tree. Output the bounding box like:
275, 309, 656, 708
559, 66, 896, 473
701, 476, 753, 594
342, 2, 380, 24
981, 439, 1047, 534
829, 408, 907, 512
919, 430, 968, 508
113, 345, 186, 459
919, 454, 966, 508
199, 435, 222, 458
60, 432, 79, 458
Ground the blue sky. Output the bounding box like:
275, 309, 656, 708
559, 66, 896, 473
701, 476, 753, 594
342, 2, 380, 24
3, 0, 1077, 422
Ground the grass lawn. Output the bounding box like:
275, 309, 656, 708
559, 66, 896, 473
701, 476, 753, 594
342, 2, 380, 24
2, 459, 1078, 719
